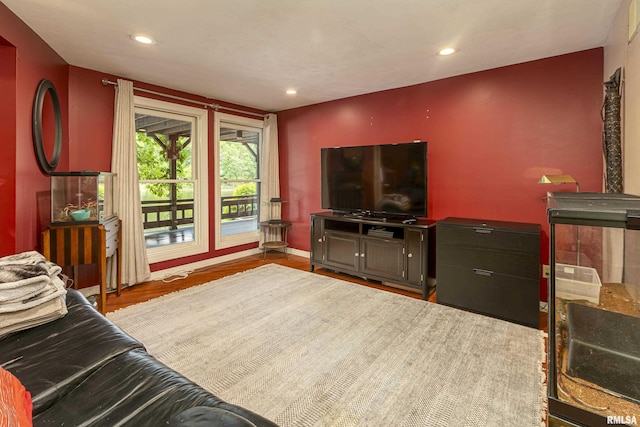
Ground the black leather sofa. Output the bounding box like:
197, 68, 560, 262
0, 289, 277, 427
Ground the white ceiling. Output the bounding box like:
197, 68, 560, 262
3, 0, 623, 112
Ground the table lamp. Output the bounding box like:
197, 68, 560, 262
538, 174, 580, 192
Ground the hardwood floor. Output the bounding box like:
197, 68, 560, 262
105, 252, 547, 331
105, 253, 427, 312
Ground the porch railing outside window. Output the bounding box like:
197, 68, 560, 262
220, 195, 259, 219
142, 195, 258, 231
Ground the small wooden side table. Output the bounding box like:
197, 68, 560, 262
260, 220, 292, 259
42, 217, 121, 314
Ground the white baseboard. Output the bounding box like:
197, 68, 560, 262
150, 248, 262, 280
287, 248, 310, 258
151, 247, 311, 281
80, 248, 310, 296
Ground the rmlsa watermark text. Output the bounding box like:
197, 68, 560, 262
607, 415, 638, 425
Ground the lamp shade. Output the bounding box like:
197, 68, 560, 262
538, 174, 580, 192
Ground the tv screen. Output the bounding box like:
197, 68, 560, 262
321, 141, 427, 218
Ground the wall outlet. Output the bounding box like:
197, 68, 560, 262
542, 264, 550, 278
539, 301, 549, 313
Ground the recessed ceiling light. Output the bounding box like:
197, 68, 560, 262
286, 89, 297, 95
131, 34, 156, 45
438, 47, 456, 56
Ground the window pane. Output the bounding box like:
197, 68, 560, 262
220, 180, 259, 236
136, 113, 193, 180
219, 128, 259, 180
218, 126, 260, 239
134, 97, 209, 262
140, 182, 195, 248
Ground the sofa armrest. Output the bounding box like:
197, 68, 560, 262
0, 290, 144, 414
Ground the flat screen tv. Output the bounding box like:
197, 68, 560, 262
321, 141, 427, 218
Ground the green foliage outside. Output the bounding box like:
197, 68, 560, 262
219, 140, 258, 180
220, 142, 258, 220
233, 182, 256, 196
136, 132, 192, 199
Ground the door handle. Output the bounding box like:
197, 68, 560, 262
474, 227, 493, 234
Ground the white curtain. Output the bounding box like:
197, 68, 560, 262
111, 79, 151, 287
259, 113, 281, 243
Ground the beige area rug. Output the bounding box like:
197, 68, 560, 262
108, 264, 546, 426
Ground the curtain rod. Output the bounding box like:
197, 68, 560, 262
101, 79, 267, 118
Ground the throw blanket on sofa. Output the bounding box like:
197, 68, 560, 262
0, 251, 67, 337
0, 251, 62, 282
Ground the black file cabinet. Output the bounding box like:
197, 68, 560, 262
436, 217, 540, 328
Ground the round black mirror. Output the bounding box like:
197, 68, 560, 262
32, 79, 62, 174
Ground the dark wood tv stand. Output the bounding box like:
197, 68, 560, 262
310, 212, 435, 299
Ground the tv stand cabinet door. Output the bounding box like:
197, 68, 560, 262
310, 216, 324, 266
360, 237, 404, 281
405, 228, 426, 287
324, 231, 360, 272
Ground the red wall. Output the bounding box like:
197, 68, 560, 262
0, 3, 69, 256
68, 67, 117, 170
0, 43, 17, 255
278, 49, 604, 301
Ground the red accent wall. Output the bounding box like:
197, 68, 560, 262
0, 43, 17, 255
68, 67, 117, 170
278, 49, 604, 301
0, 3, 69, 256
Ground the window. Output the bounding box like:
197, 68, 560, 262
214, 113, 263, 249
134, 96, 208, 263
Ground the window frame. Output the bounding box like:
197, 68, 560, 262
214, 112, 264, 250
134, 96, 209, 263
